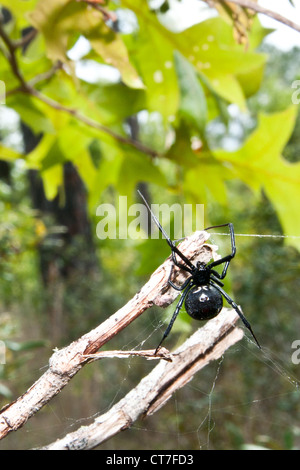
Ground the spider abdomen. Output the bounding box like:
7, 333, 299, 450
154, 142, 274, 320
185, 285, 223, 321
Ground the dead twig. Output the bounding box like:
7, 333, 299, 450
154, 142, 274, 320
82, 347, 174, 362
40, 309, 243, 450
220, 0, 300, 33
0, 230, 215, 441
79, 0, 118, 23
0, 17, 158, 159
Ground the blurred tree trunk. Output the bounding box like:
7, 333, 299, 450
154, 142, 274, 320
0, 160, 10, 183
127, 115, 152, 236
22, 123, 99, 342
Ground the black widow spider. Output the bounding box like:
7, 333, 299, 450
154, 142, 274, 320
138, 191, 261, 353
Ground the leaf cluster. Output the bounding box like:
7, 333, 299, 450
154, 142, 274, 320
0, 0, 297, 253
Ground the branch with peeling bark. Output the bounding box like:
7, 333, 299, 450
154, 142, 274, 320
0, 16, 158, 159
221, 0, 300, 33
1, 2, 299, 159
0, 230, 244, 446
0, 231, 208, 439
41, 309, 243, 450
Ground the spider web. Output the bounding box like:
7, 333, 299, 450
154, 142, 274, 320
97, 227, 300, 451
1, 233, 300, 451
1, 305, 299, 450
100, 328, 300, 450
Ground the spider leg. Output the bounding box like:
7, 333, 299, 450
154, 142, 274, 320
138, 190, 195, 271
171, 250, 193, 274
168, 264, 193, 291
210, 281, 261, 349
166, 233, 194, 291
205, 223, 236, 279
155, 280, 193, 354
210, 273, 224, 287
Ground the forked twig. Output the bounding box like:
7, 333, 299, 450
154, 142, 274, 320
0, 230, 217, 441
222, 0, 300, 33
82, 348, 174, 362
40, 309, 243, 450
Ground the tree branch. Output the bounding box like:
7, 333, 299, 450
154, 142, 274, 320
82, 348, 174, 362
12, 28, 38, 50
221, 0, 300, 33
40, 309, 243, 450
27, 87, 159, 158
0, 17, 31, 94
0, 230, 217, 441
0, 18, 158, 159
82, 0, 118, 22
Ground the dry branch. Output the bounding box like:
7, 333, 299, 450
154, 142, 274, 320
223, 0, 300, 33
82, 348, 174, 362
40, 309, 243, 450
0, 18, 158, 159
0, 230, 216, 441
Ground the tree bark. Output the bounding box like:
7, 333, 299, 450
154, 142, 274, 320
0, 230, 225, 443
41, 309, 243, 450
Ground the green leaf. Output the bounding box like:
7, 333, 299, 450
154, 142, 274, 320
123, 2, 266, 112
40, 140, 66, 171
90, 140, 123, 203
29, 0, 143, 89
166, 122, 199, 168
6, 95, 55, 134
26, 136, 66, 201
0, 0, 38, 27
117, 150, 167, 195
214, 106, 300, 249
184, 157, 231, 207
0, 144, 23, 161
123, 12, 179, 119
57, 123, 92, 162
235, 59, 266, 99
26, 134, 57, 169
77, 80, 146, 126
247, 17, 274, 50
88, 24, 144, 90
41, 164, 64, 200
73, 148, 97, 196
174, 51, 207, 133
182, 18, 266, 109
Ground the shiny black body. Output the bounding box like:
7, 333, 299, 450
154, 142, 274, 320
138, 191, 260, 352
185, 285, 223, 320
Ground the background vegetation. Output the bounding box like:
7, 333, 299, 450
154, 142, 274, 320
0, 0, 300, 450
